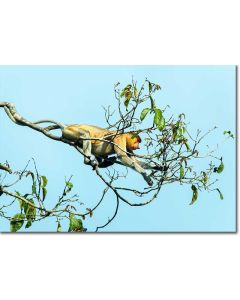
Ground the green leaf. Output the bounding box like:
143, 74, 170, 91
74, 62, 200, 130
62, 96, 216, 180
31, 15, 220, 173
190, 185, 198, 205
41, 176, 48, 200
41, 176, 48, 188
130, 133, 138, 140
149, 96, 156, 110
120, 90, 125, 97
124, 98, 130, 109
68, 213, 83, 232
57, 221, 62, 232
120, 84, 132, 97
202, 172, 208, 185
24, 199, 36, 224
172, 128, 178, 141
66, 181, 73, 189
140, 108, 151, 121
10, 213, 25, 232
178, 128, 183, 136
87, 208, 93, 218
42, 187, 47, 200
223, 130, 234, 138
32, 183, 37, 195
217, 161, 224, 173
121, 85, 132, 108
184, 141, 190, 151
26, 171, 37, 195
25, 220, 32, 229
216, 188, 224, 200
154, 108, 165, 130
180, 166, 184, 179
26, 171, 35, 182
134, 87, 138, 97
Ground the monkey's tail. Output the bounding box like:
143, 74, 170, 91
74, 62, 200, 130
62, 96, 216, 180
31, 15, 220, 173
33, 119, 66, 129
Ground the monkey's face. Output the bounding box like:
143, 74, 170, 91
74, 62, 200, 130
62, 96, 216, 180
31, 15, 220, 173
127, 134, 141, 151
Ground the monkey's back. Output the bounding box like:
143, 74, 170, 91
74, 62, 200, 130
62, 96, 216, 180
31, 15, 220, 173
78, 124, 116, 156
62, 124, 116, 156
78, 125, 110, 136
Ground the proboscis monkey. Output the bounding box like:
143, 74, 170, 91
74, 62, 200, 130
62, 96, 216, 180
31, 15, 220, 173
34, 121, 163, 186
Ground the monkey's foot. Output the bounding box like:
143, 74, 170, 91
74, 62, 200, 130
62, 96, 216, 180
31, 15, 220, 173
90, 158, 99, 170
84, 156, 99, 170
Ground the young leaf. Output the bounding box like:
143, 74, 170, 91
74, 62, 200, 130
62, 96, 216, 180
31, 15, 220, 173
10, 213, 25, 232
140, 108, 151, 121
216, 188, 224, 200
190, 185, 198, 205
180, 166, 184, 179
66, 181, 74, 193
57, 221, 62, 232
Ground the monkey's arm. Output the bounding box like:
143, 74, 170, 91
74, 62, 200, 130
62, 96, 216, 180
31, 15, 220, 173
113, 137, 153, 186
130, 157, 168, 171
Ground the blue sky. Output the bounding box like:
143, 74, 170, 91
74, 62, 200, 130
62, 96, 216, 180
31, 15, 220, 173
0, 66, 236, 232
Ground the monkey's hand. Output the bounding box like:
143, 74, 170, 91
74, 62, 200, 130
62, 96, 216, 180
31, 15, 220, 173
143, 173, 154, 186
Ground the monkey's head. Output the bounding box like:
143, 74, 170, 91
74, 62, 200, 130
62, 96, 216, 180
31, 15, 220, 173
126, 133, 142, 151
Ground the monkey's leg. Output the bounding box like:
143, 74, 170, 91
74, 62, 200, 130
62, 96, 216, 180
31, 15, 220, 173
76, 129, 98, 168
97, 156, 117, 168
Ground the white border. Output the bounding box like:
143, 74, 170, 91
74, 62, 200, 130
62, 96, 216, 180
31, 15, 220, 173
0, 1, 239, 300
